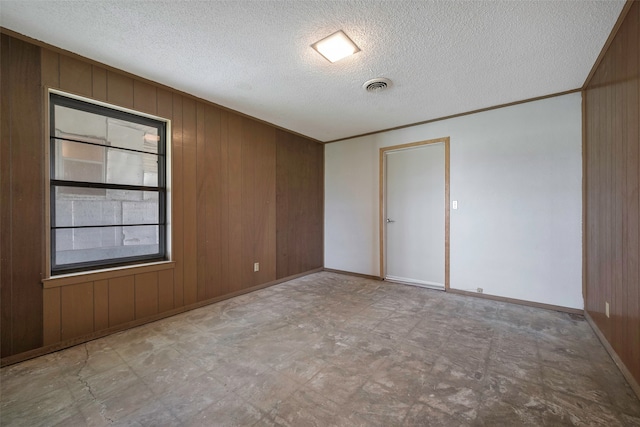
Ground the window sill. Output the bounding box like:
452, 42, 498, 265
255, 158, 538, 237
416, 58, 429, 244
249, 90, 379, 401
42, 261, 175, 288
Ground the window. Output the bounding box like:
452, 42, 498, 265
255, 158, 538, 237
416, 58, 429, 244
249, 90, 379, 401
50, 93, 167, 275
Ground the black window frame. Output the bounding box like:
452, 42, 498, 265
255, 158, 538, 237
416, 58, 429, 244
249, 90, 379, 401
50, 93, 167, 275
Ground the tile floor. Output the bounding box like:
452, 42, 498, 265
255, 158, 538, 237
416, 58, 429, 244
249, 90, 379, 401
1, 272, 639, 426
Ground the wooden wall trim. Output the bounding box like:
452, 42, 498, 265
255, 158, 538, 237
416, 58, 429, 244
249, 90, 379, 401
325, 89, 581, 144
582, 0, 637, 89
322, 268, 584, 315
585, 311, 640, 400
323, 268, 383, 281
447, 288, 584, 315
2, 267, 323, 367
42, 262, 176, 288
378, 137, 450, 288
0, 27, 323, 145
444, 140, 450, 291
582, 91, 587, 303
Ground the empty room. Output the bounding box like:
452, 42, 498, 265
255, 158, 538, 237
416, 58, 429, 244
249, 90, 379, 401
1, 0, 639, 425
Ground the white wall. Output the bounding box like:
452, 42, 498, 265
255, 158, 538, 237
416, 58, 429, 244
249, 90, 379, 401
325, 93, 583, 309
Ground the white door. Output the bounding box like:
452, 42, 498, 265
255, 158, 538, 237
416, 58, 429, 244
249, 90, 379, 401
385, 143, 445, 288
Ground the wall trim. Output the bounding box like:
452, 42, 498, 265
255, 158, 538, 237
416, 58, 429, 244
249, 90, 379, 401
378, 137, 450, 289
585, 311, 640, 401
323, 268, 383, 281
324, 269, 583, 315
0, 27, 323, 146
324, 89, 581, 144
42, 261, 176, 288
1, 267, 323, 368
582, 90, 587, 304
447, 288, 584, 315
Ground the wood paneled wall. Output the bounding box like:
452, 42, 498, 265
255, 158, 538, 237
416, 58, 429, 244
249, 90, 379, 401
276, 130, 324, 279
1, 35, 44, 357
0, 32, 323, 361
584, 1, 640, 386
43, 267, 174, 344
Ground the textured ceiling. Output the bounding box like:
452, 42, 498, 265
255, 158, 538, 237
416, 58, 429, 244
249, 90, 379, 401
0, 1, 625, 142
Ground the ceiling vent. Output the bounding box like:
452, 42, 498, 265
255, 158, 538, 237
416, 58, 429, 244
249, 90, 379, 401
363, 78, 392, 93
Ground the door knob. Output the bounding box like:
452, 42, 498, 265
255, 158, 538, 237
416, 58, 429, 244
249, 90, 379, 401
386, 218, 395, 223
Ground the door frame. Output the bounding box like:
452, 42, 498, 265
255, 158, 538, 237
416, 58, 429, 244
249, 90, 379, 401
379, 136, 450, 290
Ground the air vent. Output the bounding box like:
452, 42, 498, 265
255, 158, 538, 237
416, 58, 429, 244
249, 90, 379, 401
363, 78, 392, 93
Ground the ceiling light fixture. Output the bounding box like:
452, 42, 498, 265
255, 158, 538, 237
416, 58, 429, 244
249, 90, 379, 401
311, 30, 360, 63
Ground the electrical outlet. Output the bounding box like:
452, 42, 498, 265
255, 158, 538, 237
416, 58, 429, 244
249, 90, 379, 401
477, 287, 483, 294
605, 301, 610, 318
452, 200, 458, 210
254, 262, 260, 272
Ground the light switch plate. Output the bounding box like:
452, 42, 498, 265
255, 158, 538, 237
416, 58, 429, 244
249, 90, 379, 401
452, 200, 458, 210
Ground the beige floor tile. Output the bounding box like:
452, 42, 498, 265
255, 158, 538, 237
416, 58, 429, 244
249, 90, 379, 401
158, 373, 226, 421
0, 272, 638, 426
184, 393, 264, 427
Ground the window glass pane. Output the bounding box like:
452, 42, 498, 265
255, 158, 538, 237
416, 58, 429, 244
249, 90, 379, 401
108, 118, 158, 154
54, 105, 107, 141
54, 187, 159, 227
61, 139, 104, 162
53, 139, 158, 187
54, 225, 160, 266
106, 146, 157, 187
54, 105, 158, 154
56, 140, 105, 185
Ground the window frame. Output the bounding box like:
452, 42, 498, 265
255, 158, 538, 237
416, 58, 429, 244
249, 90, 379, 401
49, 92, 169, 276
